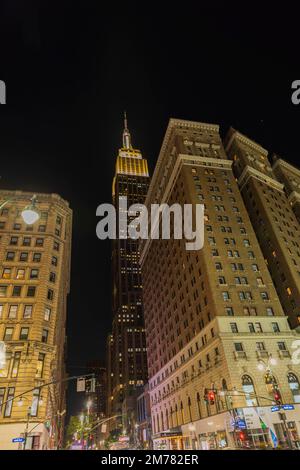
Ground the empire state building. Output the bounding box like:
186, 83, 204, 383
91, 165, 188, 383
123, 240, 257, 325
107, 114, 149, 425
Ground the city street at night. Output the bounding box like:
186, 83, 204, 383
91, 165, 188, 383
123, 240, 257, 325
0, 0, 300, 464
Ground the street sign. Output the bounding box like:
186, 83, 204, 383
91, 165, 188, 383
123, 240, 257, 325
271, 404, 294, 412
271, 405, 280, 412
236, 419, 246, 429
12, 437, 25, 443
282, 404, 295, 411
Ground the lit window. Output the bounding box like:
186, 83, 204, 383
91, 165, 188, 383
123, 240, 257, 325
23, 305, 33, 319
8, 305, 18, 319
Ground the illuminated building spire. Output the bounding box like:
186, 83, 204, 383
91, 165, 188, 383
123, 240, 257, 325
122, 111, 132, 149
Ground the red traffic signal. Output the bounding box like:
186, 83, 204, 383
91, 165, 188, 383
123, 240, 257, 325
273, 389, 282, 405
208, 391, 215, 405
239, 431, 245, 441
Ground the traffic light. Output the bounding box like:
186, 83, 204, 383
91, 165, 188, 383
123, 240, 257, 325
239, 431, 245, 441
208, 390, 215, 405
273, 389, 282, 405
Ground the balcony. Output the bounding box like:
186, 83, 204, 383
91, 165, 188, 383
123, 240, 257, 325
256, 350, 269, 359
234, 350, 247, 360
278, 349, 291, 359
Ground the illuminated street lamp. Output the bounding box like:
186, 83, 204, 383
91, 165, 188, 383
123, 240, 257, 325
257, 356, 277, 372
0, 194, 40, 225
21, 195, 40, 225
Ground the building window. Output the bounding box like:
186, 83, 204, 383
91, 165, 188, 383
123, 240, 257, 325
248, 322, 255, 333
41, 329, 48, 343
272, 322, 280, 333
0, 388, 5, 412
0, 351, 11, 377
30, 388, 40, 416
256, 277, 264, 286
266, 307, 274, 316
9, 236, 18, 245
19, 252, 29, 262
23, 237, 31, 246
0, 286, 8, 297
30, 269, 39, 280
2, 268, 11, 279
6, 252, 15, 261
288, 373, 300, 403
16, 269, 25, 280
38, 225, 46, 233
261, 292, 269, 300
27, 286, 36, 297
33, 253, 42, 262
35, 238, 44, 247
4, 387, 15, 417
256, 342, 265, 351
277, 341, 286, 351
234, 342, 244, 352
12, 286, 22, 297
3, 327, 13, 341
222, 291, 230, 301
13, 223, 21, 231
0, 304, 3, 319
226, 307, 234, 316
19, 327, 29, 340
47, 289, 54, 301
242, 375, 258, 406
11, 352, 21, 378
49, 272, 56, 283
53, 241, 59, 251
36, 353, 45, 378
51, 256, 58, 267
56, 215, 62, 225
24, 305, 33, 319
44, 307, 51, 321
230, 322, 238, 333
8, 305, 18, 319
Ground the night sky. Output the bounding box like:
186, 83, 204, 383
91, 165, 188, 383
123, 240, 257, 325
0, 1, 299, 417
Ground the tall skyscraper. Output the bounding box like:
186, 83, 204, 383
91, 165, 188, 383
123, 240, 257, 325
140, 119, 300, 450
272, 157, 300, 229
0, 190, 72, 449
225, 130, 300, 329
107, 115, 149, 431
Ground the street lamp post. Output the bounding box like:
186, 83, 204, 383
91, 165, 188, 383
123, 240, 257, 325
23, 406, 32, 450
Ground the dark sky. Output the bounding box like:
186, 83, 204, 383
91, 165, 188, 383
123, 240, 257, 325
0, 1, 299, 416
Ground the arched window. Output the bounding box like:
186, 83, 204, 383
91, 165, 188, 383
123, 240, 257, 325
242, 375, 258, 406
187, 396, 192, 421
196, 392, 201, 418
288, 373, 300, 403
222, 379, 228, 390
